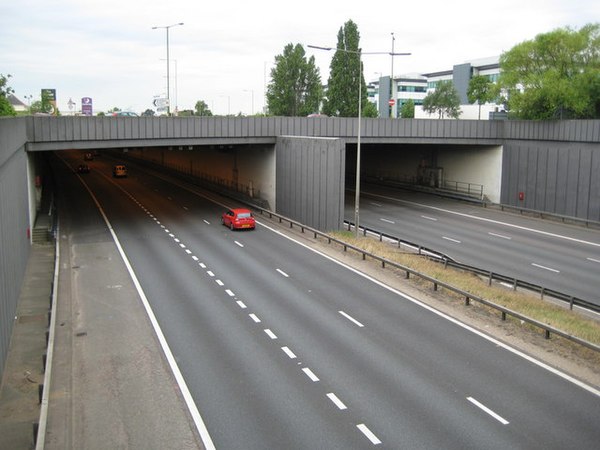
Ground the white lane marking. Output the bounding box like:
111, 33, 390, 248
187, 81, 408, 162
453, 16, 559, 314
380, 218, 395, 224
203, 220, 210, 225
264, 329, 277, 339
421, 215, 438, 221
234, 241, 244, 248
281, 346, 297, 359
249, 313, 261, 323
185, 249, 192, 254
199, 263, 206, 269
192, 255, 198, 261
531, 263, 560, 273
259, 221, 600, 397
338, 310, 365, 328
587, 257, 600, 264
174, 238, 180, 243
467, 397, 510, 425
442, 236, 461, 243
215, 279, 224, 286
302, 367, 319, 382
276, 268, 289, 278
236, 301, 247, 309
367, 191, 600, 248
488, 232, 511, 240
207, 271, 215, 277
168, 233, 174, 237
179, 243, 186, 249
326, 393, 347, 410
370, 202, 382, 207
225, 289, 235, 297
183, 206, 188, 211
357, 424, 382, 445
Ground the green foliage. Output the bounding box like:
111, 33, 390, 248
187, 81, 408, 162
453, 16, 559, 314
0, 73, 16, 116
362, 100, 378, 118
467, 75, 498, 119
142, 109, 156, 116
322, 20, 369, 118
422, 80, 462, 119
400, 99, 415, 118
194, 100, 213, 116
499, 23, 600, 119
267, 43, 323, 116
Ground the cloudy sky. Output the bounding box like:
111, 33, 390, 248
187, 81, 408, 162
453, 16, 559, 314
2, 0, 597, 115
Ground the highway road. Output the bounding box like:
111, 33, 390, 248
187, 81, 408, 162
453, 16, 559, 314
55, 153, 600, 449
347, 184, 600, 306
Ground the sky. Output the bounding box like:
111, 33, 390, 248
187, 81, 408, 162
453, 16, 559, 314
1, 0, 597, 116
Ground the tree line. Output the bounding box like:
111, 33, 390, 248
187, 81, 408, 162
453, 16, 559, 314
2, 22, 599, 120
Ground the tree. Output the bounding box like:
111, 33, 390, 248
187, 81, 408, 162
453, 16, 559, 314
322, 20, 371, 118
399, 99, 415, 118
194, 100, 213, 116
29, 90, 56, 115
467, 75, 497, 119
499, 23, 600, 119
422, 80, 462, 119
267, 43, 323, 116
0, 73, 16, 116
142, 109, 156, 117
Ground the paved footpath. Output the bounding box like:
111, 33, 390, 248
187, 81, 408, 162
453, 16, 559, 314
0, 223, 205, 449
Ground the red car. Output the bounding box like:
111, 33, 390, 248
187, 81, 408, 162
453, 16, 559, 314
221, 208, 255, 230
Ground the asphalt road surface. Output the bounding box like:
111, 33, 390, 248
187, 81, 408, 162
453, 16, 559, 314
55, 153, 600, 449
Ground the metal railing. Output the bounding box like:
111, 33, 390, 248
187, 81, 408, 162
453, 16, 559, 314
254, 209, 600, 354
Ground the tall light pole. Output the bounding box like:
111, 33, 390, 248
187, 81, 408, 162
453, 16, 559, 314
308, 44, 410, 237
152, 22, 183, 116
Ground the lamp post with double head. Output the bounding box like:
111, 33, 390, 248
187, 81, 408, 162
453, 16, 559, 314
152, 22, 183, 116
307, 44, 410, 237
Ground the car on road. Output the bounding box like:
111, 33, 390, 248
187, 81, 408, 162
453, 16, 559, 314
84, 152, 93, 161
76, 164, 90, 174
113, 164, 127, 178
221, 208, 255, 230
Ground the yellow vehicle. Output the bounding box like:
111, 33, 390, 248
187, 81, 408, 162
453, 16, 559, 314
113, 165, 127, 178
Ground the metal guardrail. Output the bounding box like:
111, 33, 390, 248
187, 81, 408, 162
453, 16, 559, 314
255, 209, 600, 354
347, 221, 600, 314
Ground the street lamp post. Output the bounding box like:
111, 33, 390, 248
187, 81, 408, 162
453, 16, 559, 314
308, 44, 410, 237
152, 22, 183, 116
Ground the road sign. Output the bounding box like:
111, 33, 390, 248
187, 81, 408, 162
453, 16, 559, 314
153, 97, 169, 107
388, 98, 395, 106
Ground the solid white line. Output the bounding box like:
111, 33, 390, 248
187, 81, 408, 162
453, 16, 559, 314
421, 215, 438, 221
302, 367, 319, 382
259, 221, 600, 398
225, 289, 235, 297
531, 263, 560, 273
264, 329, 277, 339
276, 268, 289, 278
338, 310, 365, 328
235, 241, 244, 247
236, 300, 247, 309
357, 424, 382, 445
249, 313, 261, 323
380, 218, 395, 224
327, 393, 347, 410
587, 257, 600, 264
203, 220, 210, 225
467, 397, 510, 425
215, 279, 224, 286
488, 232, 511, 240
281, 346, 297, 359
442, 236, 461, 243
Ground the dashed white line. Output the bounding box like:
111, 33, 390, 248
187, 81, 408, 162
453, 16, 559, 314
370, 202, 382, 207
380, 218, 395, 224
587, 257, 600, 264
531, 263, 560, 273
174, 238, 180, 243
225, 289, 235, 297
467, 397, 510, 425
276, 268, 289, 278
199, 263, 206, 269
235, 241, 244, 248
236, 301, 247, 309
215, 280, 224, 286
488, 232, 511, 240
442, 236, 461, 243
183, 206, 188, 211
264, 329, 277, 339
326, 393, 347, 410
338, 310, 365, 328
302, 367, 319, 382
185, 249, 192, 254
357, 424, 382, 445
203, 220, 210, 225
207, 271, 215, 277
281, 346, 297, 359
192, 256, 199, 261
249, 313, 261, 323
421, 215, 438, 221
179, 243, 186, 249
